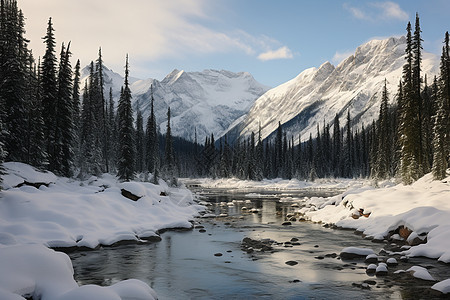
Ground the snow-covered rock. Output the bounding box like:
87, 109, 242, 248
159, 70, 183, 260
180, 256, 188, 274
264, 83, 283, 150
227, 36, 438, 144
375, 264, 388, 276
406, 266, 435, 281
305, 172, 450, 263
340, 246, 375, 259
432, 279, 450, 294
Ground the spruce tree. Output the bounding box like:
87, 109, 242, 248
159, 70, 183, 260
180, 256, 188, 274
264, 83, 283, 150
117, 55, 135, 181
432, 96, 448, 180
146, 86, 159, 180
53, 42, 74, 176
72, 59, 81, 161
332, 114, 341, 177
399, 21, 421, 184
374, 79, 390, 179
1, 2, 29, 162
163, 106, 177, 185
41, 17, 58, 167
412, 13, 424, 172
108, 87, 116, 172
26, 59, 46, 167
275, 122, 283, 177
135, 103, 145, 173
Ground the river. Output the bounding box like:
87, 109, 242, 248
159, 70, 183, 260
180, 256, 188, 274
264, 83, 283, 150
68, 184, 448, 299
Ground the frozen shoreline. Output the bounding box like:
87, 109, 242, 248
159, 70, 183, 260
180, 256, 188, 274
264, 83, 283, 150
0, 162, 205, 300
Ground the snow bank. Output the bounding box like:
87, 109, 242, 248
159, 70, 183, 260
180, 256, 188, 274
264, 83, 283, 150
0, 163, 205, 299
194, 177, 365, 190
304, 172, 450, 263
0, 244, 156, 300
0, 164, 204, 249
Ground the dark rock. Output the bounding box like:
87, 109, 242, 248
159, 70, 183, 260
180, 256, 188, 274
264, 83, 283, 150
291, 279, 301, 283
224, 261, 231, 263
194, 225, 205, 229
121, 189, 142, 201
409, 236, 427, 246
364, 280, 377, 285
285, 260, 298, 266
160, 191, 168, 196
325, 253, 338, 258
291, 242, 301, 246
314, 245, 319, 248
140, 235, 162, 242
214, 253, 223, 257
315, 256, 325, 260
282, 222, 292, 226
199, 229, 206, 233
364, 255, 378, 264
290, 238, 299, 242
17, 181, 51, 189
227, 250, 232, 253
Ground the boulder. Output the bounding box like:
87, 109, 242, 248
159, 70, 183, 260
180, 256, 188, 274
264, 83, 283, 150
364, 254, 378, 264
340, 247, 375, 259
121, 189, 141, 201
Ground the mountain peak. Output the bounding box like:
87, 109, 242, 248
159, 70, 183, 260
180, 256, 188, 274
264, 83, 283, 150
230, 36, 438, 145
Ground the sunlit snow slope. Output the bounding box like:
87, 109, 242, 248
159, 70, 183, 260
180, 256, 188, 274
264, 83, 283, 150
81, 67, 269, 142
226, 36, 438, 144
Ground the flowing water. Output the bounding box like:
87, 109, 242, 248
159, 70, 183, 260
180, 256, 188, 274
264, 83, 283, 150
68, 184, 449, 299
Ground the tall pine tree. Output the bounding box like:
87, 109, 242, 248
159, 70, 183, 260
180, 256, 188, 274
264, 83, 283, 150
117, 55, 135, 181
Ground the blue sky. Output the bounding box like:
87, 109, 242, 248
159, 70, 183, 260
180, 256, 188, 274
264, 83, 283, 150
20, 0, 450, 87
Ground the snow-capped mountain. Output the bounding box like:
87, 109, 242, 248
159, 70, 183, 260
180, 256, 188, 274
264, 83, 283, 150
225, 36, 439, 144
81, 67, 269, 142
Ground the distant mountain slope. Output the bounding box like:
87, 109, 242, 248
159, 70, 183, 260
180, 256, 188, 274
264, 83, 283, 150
81, 67, 269, 142
225, 36, 438, 144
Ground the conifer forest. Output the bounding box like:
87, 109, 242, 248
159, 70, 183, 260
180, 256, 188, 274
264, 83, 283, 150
0, 0, 449, 186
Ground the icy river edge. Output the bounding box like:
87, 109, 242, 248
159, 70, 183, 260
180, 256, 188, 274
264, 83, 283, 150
0, 163, 449, 299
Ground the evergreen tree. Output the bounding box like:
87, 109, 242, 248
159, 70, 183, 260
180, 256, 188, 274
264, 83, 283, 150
332, 114, 341, 177
53, 42, 74, 176
432, 94, 448, 180
135, 103, 145, 173
96, 47, 108, 172
412, 13, 425, 171
374, 79, 391, 179
145, 86, 159, 180
41, 17, 58, 167
117, 55, 135, 181
25, 59, 46, 167
72, 59, 81, 166
275, 122, 283, 177
1, 2, 29, 162
344, 111, 353, 177
163, 106, 177, 185
108, 87, 117, 172
399, 21, 421, 184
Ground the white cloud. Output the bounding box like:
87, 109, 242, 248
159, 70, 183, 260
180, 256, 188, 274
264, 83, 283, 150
344, 1, 408, 22
371, 1, 408, 21
19, 0, 285, 78
257, 46, 294, 61
332, 50, 354, 64
343, 3, 367, 20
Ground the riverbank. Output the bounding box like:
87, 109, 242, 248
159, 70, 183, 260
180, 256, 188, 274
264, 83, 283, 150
0, 162, 205, 300
195, 173, 450, 295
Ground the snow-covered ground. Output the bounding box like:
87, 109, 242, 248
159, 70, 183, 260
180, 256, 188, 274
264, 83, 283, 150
298, 172, 450, 294
0, 162, 205, 300
193, 176, 367, 191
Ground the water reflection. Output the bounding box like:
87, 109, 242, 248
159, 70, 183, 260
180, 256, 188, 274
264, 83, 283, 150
69, 187, 442, 300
